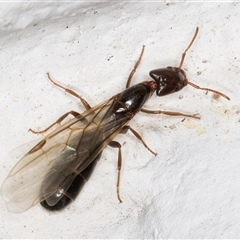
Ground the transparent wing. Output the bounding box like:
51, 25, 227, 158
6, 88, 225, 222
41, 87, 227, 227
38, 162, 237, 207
1, 96, 131, 213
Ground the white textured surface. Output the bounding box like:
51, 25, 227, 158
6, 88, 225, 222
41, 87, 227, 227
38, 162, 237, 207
0, 2, 239, 238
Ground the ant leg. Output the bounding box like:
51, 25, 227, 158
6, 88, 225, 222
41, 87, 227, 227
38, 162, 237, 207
47, 72, 92, 110
120, 125, 157, 156
126, 45, 145, 88
141, 108, 200, 119
108, 140, 123, 203
30, 72, 92, 135
108, 126, 157, 202
29, 111, 82, 134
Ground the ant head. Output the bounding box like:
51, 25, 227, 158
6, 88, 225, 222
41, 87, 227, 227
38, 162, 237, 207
148, 27, 229, 101
149, 27, 199, 97
149, 67, 188, 96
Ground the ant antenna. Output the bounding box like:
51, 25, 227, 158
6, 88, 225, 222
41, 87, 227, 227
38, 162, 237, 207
186, 81, 230, 100
178, 27, 199, 70
178, 27, 230, 100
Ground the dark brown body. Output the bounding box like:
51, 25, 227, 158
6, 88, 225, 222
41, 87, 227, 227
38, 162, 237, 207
1, 27, 229, 213
39, 81, 156, 210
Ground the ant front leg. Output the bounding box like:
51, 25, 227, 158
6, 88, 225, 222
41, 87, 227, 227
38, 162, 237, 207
126, 45, 145, 88
141, 108, 200, 119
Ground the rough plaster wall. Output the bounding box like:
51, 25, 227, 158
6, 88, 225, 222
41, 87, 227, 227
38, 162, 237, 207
0, 2, 239, 238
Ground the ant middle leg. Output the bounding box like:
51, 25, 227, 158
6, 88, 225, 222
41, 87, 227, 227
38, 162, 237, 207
108, 125, 157, 203
29, 110, 82, 134
47, 72, 92, 110
120, 125, 157, 156
30, 73, 92, 134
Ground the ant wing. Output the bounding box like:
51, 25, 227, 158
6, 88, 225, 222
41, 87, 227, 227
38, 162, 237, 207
1, 96, 129, 213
